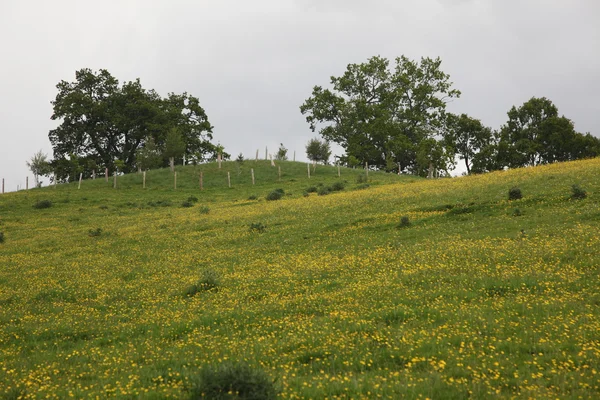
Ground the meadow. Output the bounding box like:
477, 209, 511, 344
0, 159, 599, 399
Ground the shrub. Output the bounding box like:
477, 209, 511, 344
185, 270, 220, 297
571, 185, 587, 200
331, 181, 345, 191
187, 196, 199, 203
181, 201, 194, 208
398, 216, 411, 228
266, 189, 284, 201
317, 186, 331, 196
148, 200, 172, 207
513, 208, 522, 217
508, 187, 522, 200
199, 206, 210, 214
189, 362, 279, 400
33, 200, 52, 209
0, 231, 4, 244
88, 228, 102, 237
306, 186, 318, 193
249, 222, 266, 233
247, 194, 258, 200
356, 174, 368, 184
355, 183, 370, 190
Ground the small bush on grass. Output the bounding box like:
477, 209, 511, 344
355, 183, 370, 190
331, 181, 345, 191
189, 362, 279, 400
88, 228, 103, 237
247, 194, 258, 200
571, 185, 587, 200
0, 231, 4, 244
317, 186, 331, 196
187, 196, 199, 203
181, 201, 194, 208
184, 270, 220, 297
199, 206, 210, 214
33, 200, 52, 209
398, 216, 411, 228
306, 186, 318, 193
249, 222, 266, 233
266, 189, 284, 201
513, 208, 522, 217
148, 200, 172, 207
508, 187, 522, 201
356, 174, 368, 184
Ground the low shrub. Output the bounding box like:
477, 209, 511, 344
199, 206, 210, 214
181, 201, 194, 208
148, 200, 172, 207
513, 208, 522, 217
33, 200, 52, 209
508, 187, 522, 201
189, 362, 279, 400
266, 189, 284, 201
330, 181, 345, 191
398, 216, 411, 228
306, 186, 318, 193
317, 186, 331, 196
571, 185, 587, 200
185, 270, 220, 297
187, 196, 199, 203
249, 222, 266, 233
88, 228, 102, 237
0, 231, 4, 243
356, 174, 368, 184
247, 194, 258, 200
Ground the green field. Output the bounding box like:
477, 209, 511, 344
1, 159, 599, 399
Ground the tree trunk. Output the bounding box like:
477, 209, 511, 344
427, 162, 434, 178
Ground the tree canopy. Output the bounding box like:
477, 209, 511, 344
49, 68, 220, 181
300, 55, 460, 174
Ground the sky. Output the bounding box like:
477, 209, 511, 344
0, 0, 599, 191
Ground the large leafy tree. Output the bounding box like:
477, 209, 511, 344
49, 69, 218, 180
300, 55, 460, 174
26, 150, 52, 187
444, 113, 494, 174
498, 97, 600, 168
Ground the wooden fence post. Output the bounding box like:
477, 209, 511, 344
105, 168, 108, 182
143, 171, 146, 189
227, 172, 231, 188
307, 163, 311, 179
78, 173, 82, 189
251, 168, 255, 185
218, 153, 222, 169
54, 174, 57, 188
365, 162, 369, 178
174, 172, 177, 190
200, 171, 203, 190
1, 178, 4, 194
265, 146, 268, 160
113, 172, 117, 189
337, 163, 341, 177
255, 149, 259, 161
293, 151, 296, 162
278, 166, 281, 181
26, 176, 28, 190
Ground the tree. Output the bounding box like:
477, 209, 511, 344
275, 143, 288, 161
306, 138, 331, 164
163, 128, 186, 172
135, 137, 162, 171
26, 150, 51, 187
300, 55, 460, 173
49, 68, 219, 178
498, 97, 600, 168
444, 114, 493, 174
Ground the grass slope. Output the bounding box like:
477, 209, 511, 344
0, 159, 599, 399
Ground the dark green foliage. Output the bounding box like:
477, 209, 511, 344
508, 187, 522, 200
199, 206, 210, 214
249, 223, 266, 233
513, 208, 522, 217
306, 186, 318, 193
330, 181, 345, 191
247, 195, 258, 200
99, 205, 109, 210
185, 270, 220, 297
33, 200, 52, 209
88, 228, 102, 237
148, 200, 172, 207
398, 216, 411, 228
354, 183, 370, 190
305, 138, 331, 164
356, 174, 368, 184
181, 201, 194, 208
187, 196, 199, 203
0, 231, 4, 244
266, 189, 284, 201
189, 362, 278, 400
571, 185, 587, 200
317, 186, 331, 196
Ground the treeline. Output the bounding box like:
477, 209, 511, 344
300, 56, 600, 176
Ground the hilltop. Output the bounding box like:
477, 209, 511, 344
0, 159, 599, 398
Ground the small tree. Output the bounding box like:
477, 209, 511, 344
26, 150, 51, 187
275, 143, 288, 161
135, 137, 162, 171
164, 128, 186, 172
306, 138, 331, 164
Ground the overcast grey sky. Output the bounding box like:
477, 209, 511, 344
1, 0, 598, 191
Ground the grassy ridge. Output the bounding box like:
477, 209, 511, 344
0, 159, 599, 398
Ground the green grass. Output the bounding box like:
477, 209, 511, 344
0, 159, 599, 398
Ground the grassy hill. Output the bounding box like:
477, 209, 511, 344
1, 159, 599, 399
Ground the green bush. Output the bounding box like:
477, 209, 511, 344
398, 216, 411, 228
356, 174, 368, 184
266, 189, 284, 201
33, 200, 52, 209
317, 186, 331, 196
148, 200, 172, 207
306, 186, 318, 193
181, 201, 194, 208
330, 181, 345, 191
189, 362, 279, 400
184, 270, 220, 297
88, 228, 103, 237
199, 206, 210, 214
513, 208, 522, 217
0, 231, 4, 244
249, 222, 266, 233
571, 185, 587, 200
187, 196, 199, 203
247, 194, 258, 200
508, 187, 522, 201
